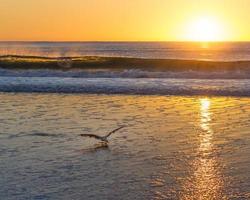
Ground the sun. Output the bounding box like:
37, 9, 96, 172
185, 17, 224, 42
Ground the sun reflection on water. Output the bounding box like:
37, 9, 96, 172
200, 98, 213, 153
181, 98, 225, 200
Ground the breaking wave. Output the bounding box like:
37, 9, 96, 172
1, 68, 250, 79
1, 55, 250, 79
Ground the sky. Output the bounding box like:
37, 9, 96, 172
0, 0, 250, 41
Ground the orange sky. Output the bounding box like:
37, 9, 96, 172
0, 0, 249, 41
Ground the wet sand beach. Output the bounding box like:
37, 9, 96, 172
0, 93, 249, 199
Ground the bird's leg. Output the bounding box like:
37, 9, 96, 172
100, 141, 109, 147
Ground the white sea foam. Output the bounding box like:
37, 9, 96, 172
0, 77, 250, 96
0, 68, 250, 79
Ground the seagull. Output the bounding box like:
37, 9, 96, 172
80, 126, 125, 143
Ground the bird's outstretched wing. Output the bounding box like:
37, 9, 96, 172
80, 134, 103, 140
105, 126, 125, 138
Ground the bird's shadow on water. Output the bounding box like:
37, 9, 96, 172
8, 132, 65, 139
79, 143, 110, 154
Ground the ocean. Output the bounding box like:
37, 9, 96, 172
1, 42, 250, 96
0, 42, 250, 199
1, 41, 250, 61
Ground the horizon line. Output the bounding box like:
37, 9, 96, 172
1, 40, 250, 43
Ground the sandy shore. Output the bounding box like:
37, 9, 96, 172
0, 94, 249, 199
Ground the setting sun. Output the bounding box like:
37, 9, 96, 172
185, 17, 224, 41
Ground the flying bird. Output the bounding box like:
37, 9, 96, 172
80, 126, 125, 143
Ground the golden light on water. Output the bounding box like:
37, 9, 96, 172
200, 98, 213, 152
181, 98, 225, 199
192, 98, 223, 199
201, 98, 211, 112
